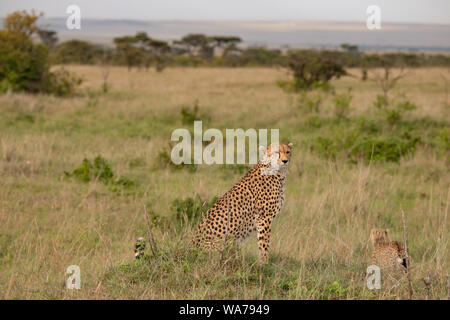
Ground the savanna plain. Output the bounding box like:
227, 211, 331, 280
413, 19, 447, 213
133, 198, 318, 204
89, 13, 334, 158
0, 65, 448, 299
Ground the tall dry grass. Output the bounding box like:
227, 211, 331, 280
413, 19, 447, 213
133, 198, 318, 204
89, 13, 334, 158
0, 66, 448, 299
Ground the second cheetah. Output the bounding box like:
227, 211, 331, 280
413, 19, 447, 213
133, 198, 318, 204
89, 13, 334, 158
370, 228, 408, 273
194, 142, 293, 264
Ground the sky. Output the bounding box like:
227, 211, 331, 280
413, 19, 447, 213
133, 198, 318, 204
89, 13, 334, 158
1, 0, 449, 24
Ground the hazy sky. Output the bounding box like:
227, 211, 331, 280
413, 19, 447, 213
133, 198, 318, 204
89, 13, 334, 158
1, 0, 449, 24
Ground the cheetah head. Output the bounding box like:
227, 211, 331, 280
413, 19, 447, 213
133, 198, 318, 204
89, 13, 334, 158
259, 142, 293, 170
370, 228, 390, 246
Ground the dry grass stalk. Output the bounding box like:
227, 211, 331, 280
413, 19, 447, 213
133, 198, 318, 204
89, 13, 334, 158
144, 205, 158, 256
401, 209, 414, 300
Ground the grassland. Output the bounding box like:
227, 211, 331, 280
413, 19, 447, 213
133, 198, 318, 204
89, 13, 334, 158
0, 65, 448, 299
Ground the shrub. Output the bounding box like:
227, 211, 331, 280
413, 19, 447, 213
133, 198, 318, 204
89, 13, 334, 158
312, 136, 339, 160
396, 100, 417, 112
333, 91, 353, 119
47, 68, 83, 97
312, 131, 421, 163
384, 100, 418, 126
180, 100, 210, 125
65, 155, 134, 187
373, 95, 388, 109
298, 92, 323, 114
0, 10, 82, 96
349, 134, 421, 163
156, 149, 197, 172
181, 104, 200, 125
0, 30, 49, 93
286, 50, 346, 91
53, 40, 105, 65
385, 109, 402, 126
437, 128, 450, 154
171, 195, 218, 225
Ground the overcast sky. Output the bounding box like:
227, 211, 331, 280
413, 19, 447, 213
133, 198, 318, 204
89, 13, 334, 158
1, 0, 449, 24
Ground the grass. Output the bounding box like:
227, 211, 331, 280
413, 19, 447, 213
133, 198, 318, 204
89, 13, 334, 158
0, 66, 448, 299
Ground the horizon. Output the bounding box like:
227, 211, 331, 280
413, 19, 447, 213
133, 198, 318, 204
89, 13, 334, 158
31, 17, 450, 27
1, 0, 450, 25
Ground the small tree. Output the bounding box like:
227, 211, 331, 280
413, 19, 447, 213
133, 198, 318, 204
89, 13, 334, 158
54, 40, 100, 64
367, 54, 408, 105
113, 35, 145, 71
286, 50, 347, 91
0, 10, 82, 95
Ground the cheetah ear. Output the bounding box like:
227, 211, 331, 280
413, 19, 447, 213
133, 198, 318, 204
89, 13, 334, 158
288, 142, 293, 149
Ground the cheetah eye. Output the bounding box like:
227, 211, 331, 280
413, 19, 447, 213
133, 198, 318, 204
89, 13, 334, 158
286, 151, 290, 154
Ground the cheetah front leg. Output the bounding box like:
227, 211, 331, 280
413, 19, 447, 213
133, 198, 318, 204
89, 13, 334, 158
256, 215, 273, 265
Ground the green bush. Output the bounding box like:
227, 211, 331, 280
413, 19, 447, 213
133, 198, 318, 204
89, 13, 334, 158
287, 50, 347, 91
53, 40, 107, 65
0, 30, 49, 93
349, 134, 421, 163
180, 100, 210, 125
0, 10, 82, 96
373, 95, 388, 109
333, 91, 353, 119
312, 131, 421, 163
396, 100, 417, 111
298, 92, 323, 114
171, 195, 218, 225
65, 155, 134, 187
312, 136, 339, 160
181, 104, 200, 125
156, 149, 197, 172
385, 109, 402, 126
47, 68, 83, 97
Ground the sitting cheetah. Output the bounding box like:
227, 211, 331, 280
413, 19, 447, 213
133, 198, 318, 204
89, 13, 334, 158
194, 142, 293, 264
370, 228, 408, 273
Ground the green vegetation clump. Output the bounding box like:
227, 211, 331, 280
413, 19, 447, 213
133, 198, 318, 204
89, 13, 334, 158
298, 91, 323, 113
65, 155, 134, 187
286, 50, 347, 91
312, 131, 421, 163
171, 195, 218, 226
0, 10, 82, 96
333, 91, 353, 119
156, 150, 197, 172
349, 134, 421, 163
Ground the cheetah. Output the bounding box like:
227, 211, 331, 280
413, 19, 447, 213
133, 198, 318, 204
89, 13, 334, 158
194, 142, 293, 264
370, 228, 408, 273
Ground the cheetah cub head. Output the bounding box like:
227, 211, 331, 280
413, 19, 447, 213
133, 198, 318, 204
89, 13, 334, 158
370, 228, 390, 246
259, 142, 293, 172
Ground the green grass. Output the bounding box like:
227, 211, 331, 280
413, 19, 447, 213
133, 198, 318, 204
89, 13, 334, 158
0, 66, 448, 299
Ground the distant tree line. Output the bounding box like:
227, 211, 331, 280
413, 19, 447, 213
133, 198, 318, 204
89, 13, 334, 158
2, 10, 450, 96
51, 34, 450, 71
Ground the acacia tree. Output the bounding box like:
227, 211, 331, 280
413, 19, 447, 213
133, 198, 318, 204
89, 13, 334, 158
113, 35, 145, 71
286, 50, 347, 91
179, 34, 208, 56
178, 34, 242, 61
367, 54, 408, 105
127, 32, 170, 72
209, 36, 241, 58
